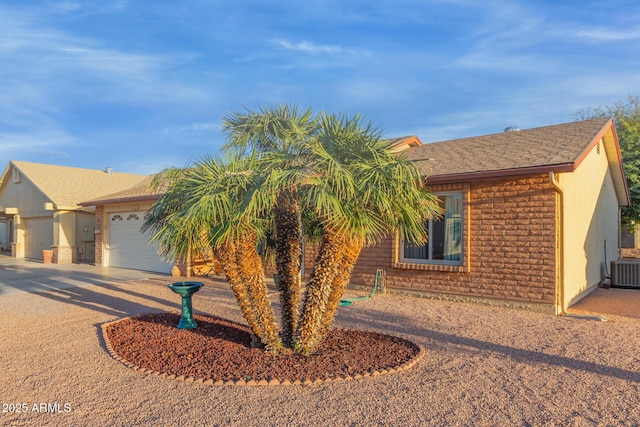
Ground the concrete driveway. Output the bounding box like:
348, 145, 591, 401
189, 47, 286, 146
0, 253, 170, 296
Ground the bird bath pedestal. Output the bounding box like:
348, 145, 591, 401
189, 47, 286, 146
168, 282, 204, 329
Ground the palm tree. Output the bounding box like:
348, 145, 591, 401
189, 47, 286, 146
143, 155, 282, 352
144, 105, 442, 356
293, 113, 443, 354
222, 105, 317, 348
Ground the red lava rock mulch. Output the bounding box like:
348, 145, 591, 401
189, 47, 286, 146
103, 313, 424, 386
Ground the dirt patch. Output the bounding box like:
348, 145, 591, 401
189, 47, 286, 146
104, 313, 423, 384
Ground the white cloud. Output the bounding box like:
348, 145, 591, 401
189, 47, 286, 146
46, 0, 130, 16
0, 5, 204, 105
271, 38, 370, 58
576, 27, 640, 41
0, 129, 75, 164
49, 1, 84, 14
0, 3, 218, 170
272, 39, 345, 55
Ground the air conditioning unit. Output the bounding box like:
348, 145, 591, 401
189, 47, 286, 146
611, 260, 640, 288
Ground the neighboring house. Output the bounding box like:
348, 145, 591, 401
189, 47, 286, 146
0, 161, 149, 264
78, 176, 173, 274
350, 117, 630, 314
0, 220, 6, 252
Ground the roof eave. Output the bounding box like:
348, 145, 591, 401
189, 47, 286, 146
386, 135, 424, 153
425, 163, 576, 184
601, 119, 631, 206
572, 118, 631, 206
79, 194, 162, 207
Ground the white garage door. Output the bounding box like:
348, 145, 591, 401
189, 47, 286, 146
109, 212, 172, 273
24, 217, 54, 260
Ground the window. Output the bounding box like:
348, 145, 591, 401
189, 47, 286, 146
402, 193, 463, 265
126, 213, 140, 220
111, 214, 124, 221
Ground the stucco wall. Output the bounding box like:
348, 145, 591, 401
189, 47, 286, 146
349, 174, 558, 309
0, 169, 50, 218
54, 211, 76, 247
0, 168, 52, 258
556, 139, 620, 307
50, 210, 96, 264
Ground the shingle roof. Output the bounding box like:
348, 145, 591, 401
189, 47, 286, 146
404, 117, 614, 181
4, 161, 150, 209
79, 175, 163, 206
383, 135, 423, 151
14, 118, 624, 210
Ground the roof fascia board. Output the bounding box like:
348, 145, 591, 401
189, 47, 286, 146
387, 136, 424, 152
56, 205, 93, 212
558, 118, 629, 206
0, 163, 11, 188
79, 194, 162, 207
425, 163, 576, 184
601, 119, 631, 205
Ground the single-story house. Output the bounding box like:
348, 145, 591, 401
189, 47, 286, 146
0, 161, 149, 263
78, 176, 173, 274
349, 117, 630, 314
77, 116, 630, 314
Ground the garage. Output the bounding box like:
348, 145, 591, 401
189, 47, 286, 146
24, 217, 54, 260
108, 212, 172, 273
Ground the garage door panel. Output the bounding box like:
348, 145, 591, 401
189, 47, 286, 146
25, 217, 54, 260
109, 212, 171, 273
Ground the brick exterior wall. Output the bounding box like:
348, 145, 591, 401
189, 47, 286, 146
348, 174, 558, 307
52, 245, 77, 264
94, 206, 104, 266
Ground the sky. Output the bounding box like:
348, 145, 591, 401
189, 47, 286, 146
1, 0, 639, 175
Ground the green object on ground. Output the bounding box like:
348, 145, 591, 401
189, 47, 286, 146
272, 270, 381, 307
339, 270, 381, 307
168, 282, 204, 329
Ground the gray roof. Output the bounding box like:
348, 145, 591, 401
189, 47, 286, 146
67, 117, 631, 208
404, 117, 615, 180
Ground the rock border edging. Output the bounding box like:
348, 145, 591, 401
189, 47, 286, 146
100, 316, 425, 387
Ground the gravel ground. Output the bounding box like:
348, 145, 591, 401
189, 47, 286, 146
1, 277, 640, 426
105, 312, 422, 383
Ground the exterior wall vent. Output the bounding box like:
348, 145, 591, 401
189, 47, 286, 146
11, 168, 21, 183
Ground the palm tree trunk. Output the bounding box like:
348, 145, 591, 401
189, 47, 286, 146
234, 232, 282, 353
294, 229, 344, 354
274, 190, 302, 348
316, 238, 364, 342
213, 241, 263, 343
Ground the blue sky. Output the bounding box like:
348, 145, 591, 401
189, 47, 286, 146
1, 0, 639, 175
